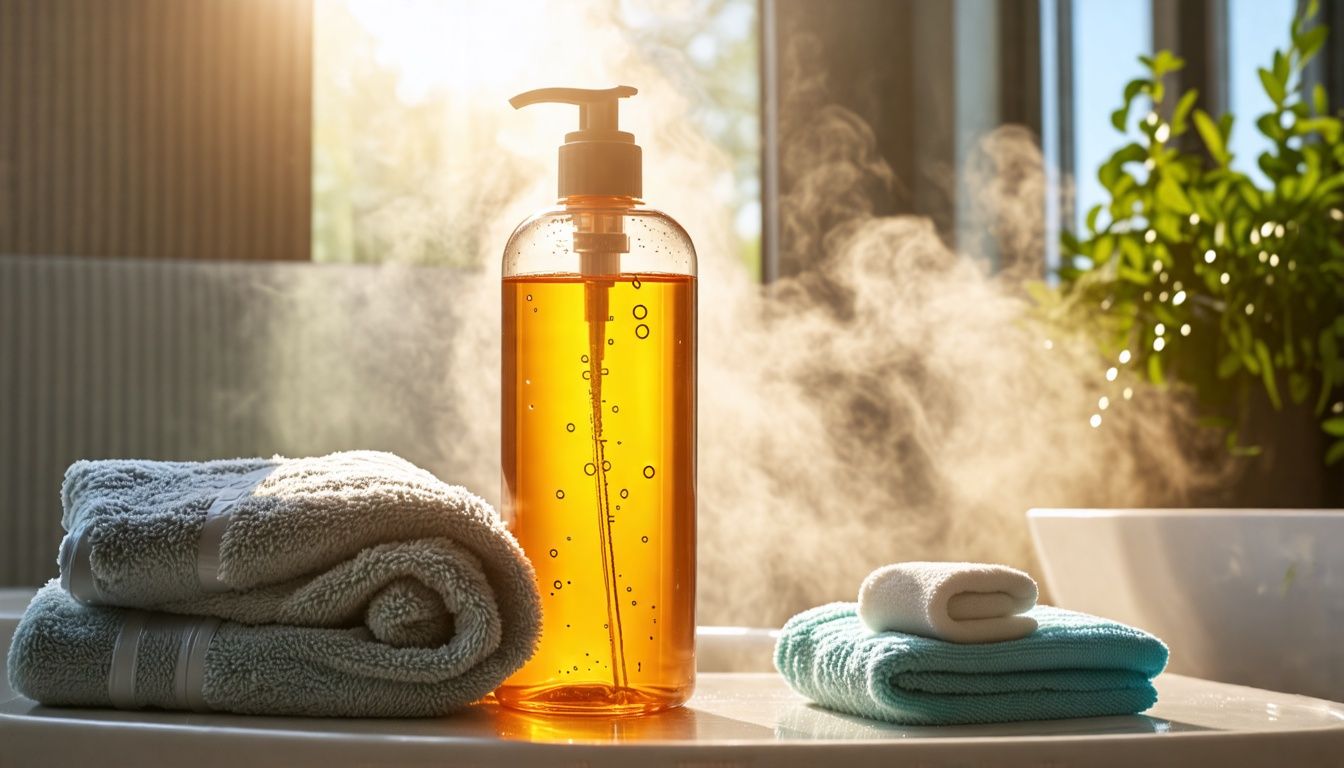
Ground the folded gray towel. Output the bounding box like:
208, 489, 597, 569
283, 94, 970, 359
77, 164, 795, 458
10, 582, 525, 716
8, 451, 540, 717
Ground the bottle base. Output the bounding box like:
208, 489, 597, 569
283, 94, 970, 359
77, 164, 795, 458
494, 682, 692, 716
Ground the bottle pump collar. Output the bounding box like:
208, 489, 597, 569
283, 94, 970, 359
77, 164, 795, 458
510, 86, 642, 200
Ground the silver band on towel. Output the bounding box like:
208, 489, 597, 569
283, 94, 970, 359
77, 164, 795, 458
108, 611, 147, 709
108, 611, 221, 711
196, 467, 273, 594
61, 466, 274, 603
174, 616, 221, 711
59, 525, 103, 605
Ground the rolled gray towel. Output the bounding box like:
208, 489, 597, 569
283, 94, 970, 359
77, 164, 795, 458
9, 582, 522, 716
8, 450, 540, 716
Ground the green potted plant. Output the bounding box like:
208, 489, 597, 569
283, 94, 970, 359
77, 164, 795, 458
1050, 1, 1344, 480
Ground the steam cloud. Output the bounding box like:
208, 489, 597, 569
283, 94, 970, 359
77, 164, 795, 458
278, 2, 1219, 627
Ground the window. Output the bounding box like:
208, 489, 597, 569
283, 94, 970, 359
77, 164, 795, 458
1069, 0, 1152, 236
311, 0, 760, 269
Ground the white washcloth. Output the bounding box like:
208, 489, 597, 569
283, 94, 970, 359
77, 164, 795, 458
857, 562, 1039, 643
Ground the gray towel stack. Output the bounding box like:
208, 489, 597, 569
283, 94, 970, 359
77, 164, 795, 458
6, 451, 542, 717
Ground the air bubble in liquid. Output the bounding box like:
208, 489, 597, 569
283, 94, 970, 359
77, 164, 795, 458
620, 489, 629, 499
581, 354, 589, 363
641, 536, 648, 543
526, 294, 532, 301
626, 586, 632, 592
643, 465, 656, 479
566, 423, 575, 432
584, 463, 596, 476
602, 460, 611, 471
635, 324, 650, 339
612, 405, 620, 413
633, 304, 648, 320
632, 278, 642, 289
556, 489, 565, 499
549, 548, 558, 558
553, 580, 563, 589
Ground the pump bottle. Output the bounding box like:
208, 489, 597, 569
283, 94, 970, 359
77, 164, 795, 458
496, 86, 697, 715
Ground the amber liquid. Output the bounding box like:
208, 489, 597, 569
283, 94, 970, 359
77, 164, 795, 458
497, 273, 696, 715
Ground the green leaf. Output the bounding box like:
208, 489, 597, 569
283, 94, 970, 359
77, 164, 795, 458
1314, 83, 1329, 115
1290, 373, 1311, 404
1156, 176, 1195, 214
1299, 25, 1328, 65
1218, 353, 1243, 378
1257, 112, 1286, 142
1123, 78, 1147, 102
1172, 89, 1200, 134
1318, 329, 1338, 414
1147, 50, 1185, 78
1256, 340, 1282, 409
1260, 66, 1287, 106
1326, 440, 1344, 465
1111, 107, 1130, 132
1274, 50, 1291, 86
1194, 110, 1229, 165
1085, 204, 1103, 234
1323, 417, 1344, 437
1148, 353, 1165, 386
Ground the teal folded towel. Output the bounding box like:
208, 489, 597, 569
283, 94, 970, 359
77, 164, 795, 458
775, 602, 1168, 725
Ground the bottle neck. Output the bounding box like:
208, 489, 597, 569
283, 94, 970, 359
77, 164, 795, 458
561, 194, 641, 210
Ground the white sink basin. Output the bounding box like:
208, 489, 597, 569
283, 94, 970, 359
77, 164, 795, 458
1029, 508, 1344, 700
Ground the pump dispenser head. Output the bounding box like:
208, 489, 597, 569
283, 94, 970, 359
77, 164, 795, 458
510, 86, 641, 199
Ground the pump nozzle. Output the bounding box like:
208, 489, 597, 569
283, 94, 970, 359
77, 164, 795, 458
510, 85, 642, 199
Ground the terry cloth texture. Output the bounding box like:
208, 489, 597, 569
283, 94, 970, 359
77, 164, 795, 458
775, 602, 1168, 726
857, 561, 1039, 643
8, 451, 540, 717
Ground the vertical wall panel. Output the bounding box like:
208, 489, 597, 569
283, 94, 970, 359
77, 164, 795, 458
0, 0, 312, 260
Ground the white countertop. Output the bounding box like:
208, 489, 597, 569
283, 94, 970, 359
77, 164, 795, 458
3, 590, 1343, 767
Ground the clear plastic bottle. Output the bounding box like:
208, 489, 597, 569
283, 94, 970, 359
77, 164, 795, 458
495, 87, 697, 715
